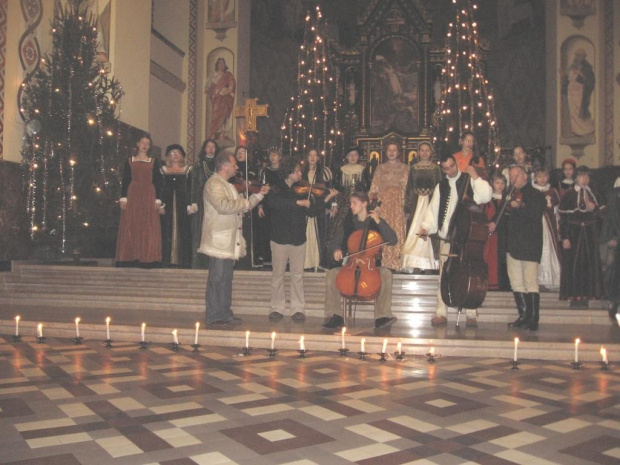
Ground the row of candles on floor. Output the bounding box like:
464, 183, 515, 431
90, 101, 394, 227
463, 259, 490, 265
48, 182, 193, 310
12, 316, 609, 363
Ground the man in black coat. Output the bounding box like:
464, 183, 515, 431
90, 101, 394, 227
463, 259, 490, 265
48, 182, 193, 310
491, 166, 544, 330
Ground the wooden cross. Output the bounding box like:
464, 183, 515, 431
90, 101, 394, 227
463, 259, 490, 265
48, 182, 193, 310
235, 98, 269, 133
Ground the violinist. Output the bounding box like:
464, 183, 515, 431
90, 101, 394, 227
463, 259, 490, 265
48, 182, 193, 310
302, 148, 338, 271
494, 166, 544, 330
265, 156, 322, 322
419, 154, 492, 327
256, 147, 282, 266
322, 191, 398, 331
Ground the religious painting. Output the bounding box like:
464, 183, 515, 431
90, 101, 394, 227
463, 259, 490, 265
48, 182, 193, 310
206, 48, 236, 147
370, 37, 419, 135
407, 150, 417, 165
208, 0, 235, 24
560, 36, 595, 145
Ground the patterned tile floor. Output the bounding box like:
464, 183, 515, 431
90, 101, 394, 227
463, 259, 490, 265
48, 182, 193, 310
1, 336, 619, 464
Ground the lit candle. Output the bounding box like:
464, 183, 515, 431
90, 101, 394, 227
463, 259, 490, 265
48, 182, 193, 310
616, 314, 620, 327
245, 330, 250, 348
430, 346, 435, 356
514, 337, 519, 362
300, 336, 305, 351
382, 338, 388, 354
172, 329, 179, 344
75, 317, 81, 338
105, 317, 111, 340
361, 338, 365, 353
397, 342, 402, 355
600, 346, 608, 364
15, 316, 20, 336
141, 323, 146, 342
194, 322, 200, 345
574, 338, 580, 363
37, 323, 43, 338
271, 331, 276, 350
341, 327, 346, 350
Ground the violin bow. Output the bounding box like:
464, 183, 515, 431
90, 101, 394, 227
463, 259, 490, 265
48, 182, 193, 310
341, 241, 390, 261
489, 183, 516, 236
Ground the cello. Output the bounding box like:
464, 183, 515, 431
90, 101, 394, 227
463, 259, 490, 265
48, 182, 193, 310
440, 171, 489, 325
335, 200, 387, 320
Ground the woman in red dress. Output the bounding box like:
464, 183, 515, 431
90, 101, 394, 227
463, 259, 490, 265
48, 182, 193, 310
116, 133, 164, 267
484, 173, 510, 290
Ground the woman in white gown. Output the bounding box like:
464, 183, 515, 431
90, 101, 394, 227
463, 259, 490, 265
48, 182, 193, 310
401, 142, 442, 272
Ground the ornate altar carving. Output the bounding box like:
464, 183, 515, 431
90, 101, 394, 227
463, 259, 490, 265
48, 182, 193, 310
331, 0, 442, 164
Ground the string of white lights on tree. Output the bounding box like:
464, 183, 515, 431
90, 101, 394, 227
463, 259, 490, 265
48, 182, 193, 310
280, 5, 344, 166
432, 0, 500, 166
20, 0, 124, 256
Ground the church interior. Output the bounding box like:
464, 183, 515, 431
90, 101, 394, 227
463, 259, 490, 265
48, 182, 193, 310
1, 1, 620, 464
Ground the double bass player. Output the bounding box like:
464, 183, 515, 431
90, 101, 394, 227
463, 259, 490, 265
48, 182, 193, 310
322, 191, 398, 331
419, 154, 492, 327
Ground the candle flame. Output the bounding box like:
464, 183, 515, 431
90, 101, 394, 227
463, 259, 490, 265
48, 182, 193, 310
195, 322, 200, 329
106, 317, 111, 324
271, 331, 276, 338
342, 327, 346, 335
142, 323, 146, 329
246, 330, 250, 336
575, 338, 580, 344
600, 346, 606, 355
514, 337, 519, 343
38, 323, 42, 329
75, 317, 80, 324
15, 316, 20, 322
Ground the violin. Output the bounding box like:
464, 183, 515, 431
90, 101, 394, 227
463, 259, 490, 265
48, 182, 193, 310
335, 201, 385, 301
229, 176, 262, 195
292, 180, 330, 199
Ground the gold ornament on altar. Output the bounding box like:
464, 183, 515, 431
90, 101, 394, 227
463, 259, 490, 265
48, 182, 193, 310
235, 98, 269, 133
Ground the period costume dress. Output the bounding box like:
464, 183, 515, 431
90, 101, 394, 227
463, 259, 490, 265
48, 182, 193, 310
401, 161, 441, 271
161, 165, 193, 268
116, 157, 163, 266
483, 193, 510, 290
303, 164, 333, 270
369, 161, 409, 270
533, 182, 562, 289
558, 185, 601, 302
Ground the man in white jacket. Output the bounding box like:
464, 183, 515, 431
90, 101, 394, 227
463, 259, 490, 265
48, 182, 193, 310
198, 152, 269, 326
419, 154, 492, 327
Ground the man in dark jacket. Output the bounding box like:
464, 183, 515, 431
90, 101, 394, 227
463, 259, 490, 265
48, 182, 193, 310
492, 166, 544, 330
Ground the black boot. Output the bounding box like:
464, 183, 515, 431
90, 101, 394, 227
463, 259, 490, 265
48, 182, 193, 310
509, 292, 527, 327
525, 293, 540, 331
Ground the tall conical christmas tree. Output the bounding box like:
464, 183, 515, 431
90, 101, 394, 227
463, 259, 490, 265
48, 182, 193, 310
20, 0, 124, 257
432, 0, 499, 165
280, 5, 343, 166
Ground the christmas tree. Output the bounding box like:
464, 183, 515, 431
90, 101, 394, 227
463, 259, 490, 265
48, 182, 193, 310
432, 0, 500, 166
20, 0, 124, 258
280, 5, 343, 167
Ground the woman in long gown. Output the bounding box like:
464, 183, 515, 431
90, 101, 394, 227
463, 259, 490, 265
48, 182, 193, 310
302, 148, 337, 270
483, 173, 510, 290
532, 167, 562, 290
116, 133, 163, 268
369, 139, 409, 271
558, 165, 601, 307
161, 144, 193, 268
401, 142, 441, 272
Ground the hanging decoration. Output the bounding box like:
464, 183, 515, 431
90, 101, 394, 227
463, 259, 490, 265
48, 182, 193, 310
20, 0, 124, 257
280, 5, 343, 167
432, 0, 500, 167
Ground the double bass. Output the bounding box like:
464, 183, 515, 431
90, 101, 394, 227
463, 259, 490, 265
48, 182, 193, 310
440, 172, 489, 325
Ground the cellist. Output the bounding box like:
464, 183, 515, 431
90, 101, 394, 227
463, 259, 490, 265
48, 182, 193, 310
418, 154, 492, 327
322, 191, 398, 331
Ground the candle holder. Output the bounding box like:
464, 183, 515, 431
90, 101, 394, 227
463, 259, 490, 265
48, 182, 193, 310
73, 336, 84, 345
12, 335, 22, 344
170, 342, 180, 352
242, 346, 252, 356
267, 348, 278, 357
394, 350, 405, 361
103, 339, 113, 348
571, 361, 583, 370
338, 348, 349, 357
139, 341, 150, 349
426, 351, 439, 363
511, 360, 520, 370
379, 352, 387, 362
37, 336, 47, 344
297, 349, 308, 359
357, 351, 368, 361
601, 361, 609, 371
191, 343, 200, 353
